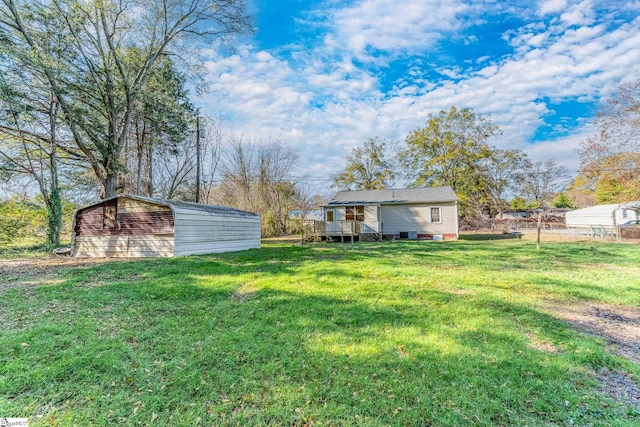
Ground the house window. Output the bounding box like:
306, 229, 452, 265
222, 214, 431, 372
326, 210, 334, 222
622, 209, 628, 219
345, 207, 354, 221
430, 207, 441, 223
346, 205, 364, 221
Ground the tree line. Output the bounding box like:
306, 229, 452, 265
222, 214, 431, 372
0, 0, 252, 244
332, 106, 571, 226
332, 84, 640, 227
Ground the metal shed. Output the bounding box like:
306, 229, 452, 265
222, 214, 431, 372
565, 203, 640, 233
72, 195, 261, 257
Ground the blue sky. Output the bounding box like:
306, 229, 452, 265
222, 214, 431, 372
195, 0, 640, 189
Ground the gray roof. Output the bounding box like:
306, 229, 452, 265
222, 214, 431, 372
86, 194, 259, 218
325, 186, 458, 206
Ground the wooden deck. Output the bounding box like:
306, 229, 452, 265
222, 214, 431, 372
302, 220, 381, 243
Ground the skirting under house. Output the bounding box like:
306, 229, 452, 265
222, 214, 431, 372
71, 195, 261, 257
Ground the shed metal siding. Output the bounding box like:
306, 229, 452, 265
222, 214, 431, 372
73, 198, 175, 257
72, 196, 261, 257
73, 235, 174, 257
74, 209, 174, 236
565, 205, 631, 228
173, 208, 261, 256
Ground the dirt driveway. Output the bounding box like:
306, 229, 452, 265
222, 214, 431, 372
542, 300, 640, 409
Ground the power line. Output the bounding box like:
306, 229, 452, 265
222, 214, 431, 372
201, 165, 640, 185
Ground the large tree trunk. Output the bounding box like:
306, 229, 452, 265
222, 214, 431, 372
136, 120, 144, 196
146, 126, 153, 197
46, 187, 62, 246
46, 134, 62, 246
45, 98, 62, 246
104, 174, 119, 199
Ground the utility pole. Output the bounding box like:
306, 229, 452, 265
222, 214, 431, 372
195, 116, 201, 203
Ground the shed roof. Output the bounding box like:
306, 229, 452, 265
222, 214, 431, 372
83, 195, 259, 218
567, 202, 640, 216
567, 204, 623, 215
325, 186, 458, 206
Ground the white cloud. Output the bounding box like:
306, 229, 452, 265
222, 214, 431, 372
305, 58, 380, 100
538, 0, 568, 16
560, 0, 595, 26
325, 0, 470, 61
525, 130, 593, 172
194, 2, 640, 189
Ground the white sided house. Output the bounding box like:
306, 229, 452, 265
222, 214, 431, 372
72, 195, 261, 257
565, 203, 640, 233
310, 186, 459, 241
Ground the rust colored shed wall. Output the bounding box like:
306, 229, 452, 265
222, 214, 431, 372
73, 197, 175, 257
74, 202, 174, 237
72, 196, 261, 258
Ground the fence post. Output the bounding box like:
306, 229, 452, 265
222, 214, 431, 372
351, 221, 354, 244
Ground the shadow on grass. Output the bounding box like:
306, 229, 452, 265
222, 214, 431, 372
0, 242, 53, 259
459, 233, 523, 241
1, 248, 636, 426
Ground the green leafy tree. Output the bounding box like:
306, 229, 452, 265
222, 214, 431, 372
120, 54, 195, 197
400, 107, 500, 191
0, 33, 66, 245
593, 153, 640, 203
399, 106, 501, 222
595, 175, 627, 204
332, 138, 395, 191
0, 0, 251, 198
578, 76, 640, 203
553, 193, 574, 208
0, 195, 46, 244
510, 197, 528, 210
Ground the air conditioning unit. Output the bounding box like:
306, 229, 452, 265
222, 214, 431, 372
408, 231, 418, 240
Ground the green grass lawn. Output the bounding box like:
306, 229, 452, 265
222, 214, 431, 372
1, 239, 639, 426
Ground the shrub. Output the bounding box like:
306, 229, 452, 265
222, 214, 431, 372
0, 195, 47, 244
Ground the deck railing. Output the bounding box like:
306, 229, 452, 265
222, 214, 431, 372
326, 220, 361, 235
302, 220, 359, 236
301, 220, 382, 242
